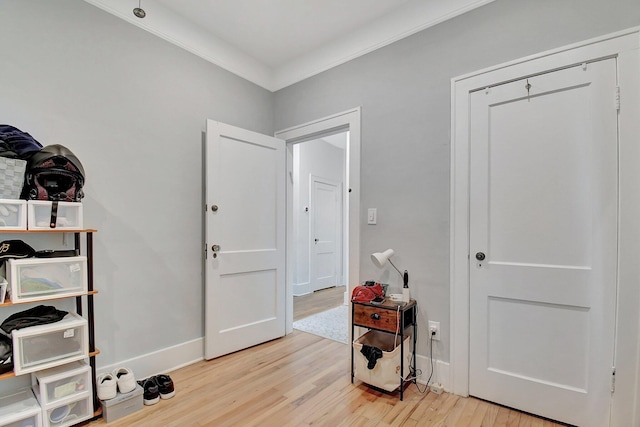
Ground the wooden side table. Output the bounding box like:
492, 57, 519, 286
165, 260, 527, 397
351, 298, 417, 400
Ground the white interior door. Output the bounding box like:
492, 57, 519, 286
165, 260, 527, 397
204, 120, 285, 360
469, 59, 618, 426
310, 176, 341, 292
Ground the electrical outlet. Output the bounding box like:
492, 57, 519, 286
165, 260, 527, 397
430, 383, 444, 395
428, 321, 440, 341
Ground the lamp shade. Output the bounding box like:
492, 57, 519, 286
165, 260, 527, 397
371, 249, 394, 268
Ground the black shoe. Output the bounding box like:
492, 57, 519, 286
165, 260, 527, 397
155, 374, 175, 399
137, 377, 159, 405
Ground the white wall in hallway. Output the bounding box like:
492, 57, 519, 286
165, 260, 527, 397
292, 137, 346, 295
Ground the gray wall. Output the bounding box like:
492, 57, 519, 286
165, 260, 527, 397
0, 0, 273, 373
274, 0, 640, 361
2, 0, 640, 384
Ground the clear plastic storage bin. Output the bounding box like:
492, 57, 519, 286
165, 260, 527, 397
35, 390, 92, 427
0, 199, 27, 230
27, 201, 83, 230
352, 330, 411, 392
32, 361, 91, 407
7, 257, 88, 303
12, 312, 88, 375
0, 388, 42, 427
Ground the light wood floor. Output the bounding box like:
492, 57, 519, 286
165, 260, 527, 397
293, 285, 345, 321
84, 288, 564, 426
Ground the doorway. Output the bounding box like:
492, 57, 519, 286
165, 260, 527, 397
290, 133, 347, 341
204, 108, 360, 359
275, 108, 361, 337
290, 133, 346, 297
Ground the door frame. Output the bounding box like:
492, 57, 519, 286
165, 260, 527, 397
275, 107, 361, 334
310, 175, 343, 293
450, 28, 640, 425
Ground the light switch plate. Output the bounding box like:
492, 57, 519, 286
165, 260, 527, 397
367, 208, 377, 225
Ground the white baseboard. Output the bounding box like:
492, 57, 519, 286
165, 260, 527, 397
415, 354, 450, 391
97, 338, 203, 380
293, 282, 311, 296
26, 336, 448, 401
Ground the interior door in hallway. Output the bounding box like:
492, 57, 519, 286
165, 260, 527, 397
310, 176, 341, 292
468, 59, 618, 427
204, 120, 286, 359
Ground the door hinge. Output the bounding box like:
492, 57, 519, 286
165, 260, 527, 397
615, 86, 620, 111
204, 243, 207, 259
611, 367, 616, 393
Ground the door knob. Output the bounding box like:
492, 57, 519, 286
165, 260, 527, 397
211, 205, 218, 212
370, 313, 381, 320
314, 238, 319, 243
212, 244, 220, 252
475, 252, 486, 261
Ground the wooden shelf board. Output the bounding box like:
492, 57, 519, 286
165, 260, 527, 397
0, 228, 97, 234
0, 351, 100, 381
0, 370, 14, 381
0, 291, 99, 307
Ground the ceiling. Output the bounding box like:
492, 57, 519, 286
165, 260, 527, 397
84, 0, 494, 91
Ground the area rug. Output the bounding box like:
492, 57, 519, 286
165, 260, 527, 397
293, 304, 348, 344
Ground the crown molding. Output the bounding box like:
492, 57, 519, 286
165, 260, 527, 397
83, 0, 274, 89
83, 0, 494, 92
272, 0, 496, 90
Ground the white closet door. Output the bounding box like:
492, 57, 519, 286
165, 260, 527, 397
469, 59, 618, 427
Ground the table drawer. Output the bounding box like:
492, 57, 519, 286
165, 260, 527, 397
353, 304, 400, 333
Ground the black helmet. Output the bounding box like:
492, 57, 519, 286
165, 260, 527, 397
24, 144, 85, 202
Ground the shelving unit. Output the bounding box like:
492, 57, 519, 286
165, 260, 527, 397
351, 298, 417, 401
0, 228, 100, 422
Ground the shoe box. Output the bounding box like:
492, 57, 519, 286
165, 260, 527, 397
100, 384, 143, 423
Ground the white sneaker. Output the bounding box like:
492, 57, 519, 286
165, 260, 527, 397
112, 368, 136, 394
97, 373, 117, 400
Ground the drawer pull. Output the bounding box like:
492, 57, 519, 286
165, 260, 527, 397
370, 313, 381, 320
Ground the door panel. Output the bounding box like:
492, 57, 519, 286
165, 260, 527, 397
469, 59, 618, 427
486, 82, 593, 267
487, 296, 589, 390
216, 137, 279, 252
205, 120, 285, 360
217, 270, 277, 330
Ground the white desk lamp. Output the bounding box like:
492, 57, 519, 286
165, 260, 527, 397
371, 249, 410, 302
